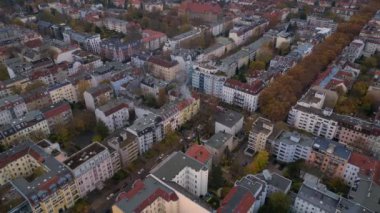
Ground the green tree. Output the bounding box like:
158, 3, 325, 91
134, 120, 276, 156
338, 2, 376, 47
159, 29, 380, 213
94, 121, 109, 140
259, 192, 291, 213
245, 151, 269, 174
0, 63, 9, 81
250, 61, 266, 71
352, 81, 369, 97
209, 165, 225, 190
71, 199, 90, 213
324, 177, 350, 196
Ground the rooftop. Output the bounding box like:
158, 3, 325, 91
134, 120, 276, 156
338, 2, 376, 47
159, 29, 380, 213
349, 179, 380, 212
206, 132, 233, 150
276, 131, 314, 148
297, 183, 340, 213
185, 144, 212, 164
312, 137, 351, 160
255, 170, 292, 193
218, 186, 255, 213
224, 79, 264, 95
64, 143, 107, 170
151, 151, 208, 181
215, 109, 243, 128
0, 141, 73, 207
114, 175, 178, 212
251, 117, 273, 135
127, 113, 162, 134
148, 56, 178, 68
97, 98, 129, 117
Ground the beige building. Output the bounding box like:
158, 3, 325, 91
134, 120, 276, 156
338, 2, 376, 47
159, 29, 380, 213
105, 130, 139, 167
147, 56, 180, 82
0, 141, 79, 213
245, 117, 274, 156
48, 81, 78, 103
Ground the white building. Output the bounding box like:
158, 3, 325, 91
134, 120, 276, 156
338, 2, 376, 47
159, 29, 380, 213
64, 143, 116, 197
222, 79, 263, 112
271, 131, 313, 163
0, 95, 28, 125
287, 88, 338, 139
127, 113, 164, 154
84, 84, 114, 111
191, 63, 227, 98
245, 117, 273, 156
215, 109, 243, 136
103, 18, 130, 34
95, 99, 130, 132
112, 175, 211, 213
151, 151, 209, 197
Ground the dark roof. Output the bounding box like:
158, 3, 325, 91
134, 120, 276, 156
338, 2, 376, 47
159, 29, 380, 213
215, 109, 243, 128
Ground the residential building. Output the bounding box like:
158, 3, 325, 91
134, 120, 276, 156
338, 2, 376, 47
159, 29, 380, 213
255, 170, 292, 195
48, 81, 78, 103
0, 141, 79, 213
228, 17, 269, 46
178, 2, 222, 22
63, 28, 101, 53
185, 144, 212, 169
84, 84, 114, 111
70, 50, 103, 75
215, 109, 243, 136
100, 38, 141, 62
140, 75, 168, 99
288, 88, 339, 139
0, 110, 50, 145
343, 152, 380, 186
103, 18, 130, 34
41, 101, 73, 129
349, 178, 380, 212
21, 87, 52, 111
271, 131, 314, 163
151, 151, 209, 197
218, 174, 267, 213
164, 29, 202, 51
205, 132, 235, 164
64, 143, 116, 197
127, 113, 164, 154
222, 79, 264, 112
245, 117, 273, 156
95, 99, 130, 132
105, 130, 139, 167
308, 138, 351, 178
0, 95, 28, 125
147, 56, 181, 82
191, 63, 227, 98
294, 182, 341, 213
142, 29, 167, 50
112, 175, 211, 213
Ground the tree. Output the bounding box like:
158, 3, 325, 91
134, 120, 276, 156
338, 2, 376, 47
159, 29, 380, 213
123, 25, 142, 43
284, 160, 305, 180
245, 151, 269, 174
71, 199, 91, 213
95, 121, 109, 140
256, 44, 274, 63
352, 81, 369, 97
249, 61, 266, 71
24, 80, 47, 92
324, 177, 350, 196
77, 80, 91, 102
209, 165, 225, 190
0, 63, 9, 81
259, 192, 291, 213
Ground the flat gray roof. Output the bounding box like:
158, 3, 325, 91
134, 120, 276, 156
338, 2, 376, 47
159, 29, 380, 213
206, 131, 233, 150
215, 109, 243, 128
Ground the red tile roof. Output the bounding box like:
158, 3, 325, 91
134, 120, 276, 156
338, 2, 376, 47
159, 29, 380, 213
218, 186, 255, 213
42, 102, 71, 119
185, 144, 212, 164
349, 152, 380, 184
24, 39, 43, 49
148, 56, 178, 68
142, 29, 166, 43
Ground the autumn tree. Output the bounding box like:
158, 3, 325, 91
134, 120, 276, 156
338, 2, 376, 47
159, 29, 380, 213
245, 150, 269, 174
259, 192, 291, 213
249, 61, 266, 71
77, 80, 91, 102
24, 80, 47, 93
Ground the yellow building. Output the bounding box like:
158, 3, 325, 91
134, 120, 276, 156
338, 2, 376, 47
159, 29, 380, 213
48, 81, 78, 104
0, 141, 79, 213
147, 56, 180, 82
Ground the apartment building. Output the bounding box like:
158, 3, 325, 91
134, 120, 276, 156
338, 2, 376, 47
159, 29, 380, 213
112, 175, 211, 213
95, 99, 130, 132
0, 95, 28, 125
185, 144, 212, 169
222, 79, 264, 112
0, 141, 79, 213
271, 131, 314, 163
105, 130, 139, 167
342, 152, 380, 186
245, 117, 273, 156
127, 113, 164, 154
215, 109, 243, 136
84, 84, 114, 111
41, 101, 73, 129
205, 132, 235, 164
308, 138, 351, 178
288, 88, 339, 139
140, 75, 168, 99
103, 18, 130, 34
191, 63, 227, 98
218, 174, 267, 213
0, 110, 50, 145
64, 143, 116, 197
48, 81, 78, 103
228, 17, 268, 46
21, 87, 52, 111
147, 56, 180, 82
151, 151, 209, 197
63, 28, 101, 54
142, 29, 167, 50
